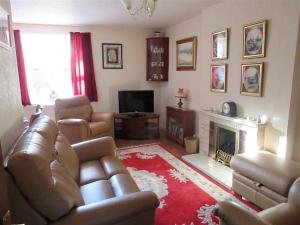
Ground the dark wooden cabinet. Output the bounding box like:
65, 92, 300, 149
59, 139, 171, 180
146, 37, 169, 81
115, 113, 160, 139
166, 106, 195, 146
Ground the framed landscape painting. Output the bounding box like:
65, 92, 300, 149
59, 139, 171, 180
243, 20, 267, 58
176, 36, 197, 71
0, 6, 11, 50
241, 63, 263, 96
211, 64, 227, 92
212, 29, 228, 60
102, 43, 123, 69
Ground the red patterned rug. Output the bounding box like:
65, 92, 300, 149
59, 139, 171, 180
118, 144, 258, 225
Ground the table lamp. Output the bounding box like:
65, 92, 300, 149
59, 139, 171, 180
175, 88, 187, 108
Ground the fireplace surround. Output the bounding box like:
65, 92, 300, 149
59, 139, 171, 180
200, 110, 267, 163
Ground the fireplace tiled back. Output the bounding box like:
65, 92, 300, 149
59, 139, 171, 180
200, 110, 267, 166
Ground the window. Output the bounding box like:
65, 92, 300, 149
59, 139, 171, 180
21, 33, 73, 105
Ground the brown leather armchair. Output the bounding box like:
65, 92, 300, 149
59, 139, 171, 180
54, 95, 114, 144
214, 177, 300, 225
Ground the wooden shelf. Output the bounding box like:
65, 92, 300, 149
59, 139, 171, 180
166, 107, 195, 146
115, 113, 160, 139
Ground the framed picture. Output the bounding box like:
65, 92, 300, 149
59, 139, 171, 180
102, 43, 123, 69
212, 29, 228, 60
176, 36, 197, 71
211, 64, 227, 92
0, 6, 11, 50
243, 20, 267, 58
241, 63, 264, 96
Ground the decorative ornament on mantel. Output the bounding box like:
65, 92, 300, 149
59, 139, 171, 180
175, 88, 187, 109
121, 0, 157, 17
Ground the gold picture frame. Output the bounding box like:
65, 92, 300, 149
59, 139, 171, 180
240, 63, 264, 97
212, 29, 228, 60
176, 36, 197, 71
243, 20, 267, 58
211, 64, 227, 93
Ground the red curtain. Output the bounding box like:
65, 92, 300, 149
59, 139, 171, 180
14, 30, 31, 106
70, 32, 98, 101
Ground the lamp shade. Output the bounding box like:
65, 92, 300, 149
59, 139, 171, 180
175, 88, 187, 98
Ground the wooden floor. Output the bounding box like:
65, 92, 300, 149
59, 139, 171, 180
115, 133, 188, 158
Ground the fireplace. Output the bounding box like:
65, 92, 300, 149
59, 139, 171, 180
209, 123, 243, 166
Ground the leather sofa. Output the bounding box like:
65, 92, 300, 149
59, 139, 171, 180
230, 151, 300, 209
215, 177, 300, 225
5, 116, 159, 225
55, 95, 115, 144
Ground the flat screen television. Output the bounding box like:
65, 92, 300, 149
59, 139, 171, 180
118, 90, 154, 113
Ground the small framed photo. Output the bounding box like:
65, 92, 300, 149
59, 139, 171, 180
211, 64, 227, 92
0, 6, 11, 50
212, 29, 228, 60
102, 43, 123, 69
176, 36, 197, 71
243, 20, 267, 58
241, 63, 264, 97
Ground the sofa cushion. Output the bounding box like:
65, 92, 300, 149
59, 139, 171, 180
55, 133, 80, 181
80, 160, 107, 185
7, 131, 84, 221
29, 116, 58, 145
231, 151, 300, 197
89, 121, 109, 136
110, 174, 140, 197
100, 156, 128, 178
80, 180, 115, 204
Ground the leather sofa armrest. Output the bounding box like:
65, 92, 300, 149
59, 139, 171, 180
52, 191, 159, 225
71, 137, 117, 162
91, 112, 115, 137
214, 201, 271, 225
57, 119, 90, 144
91, 112, 114, 123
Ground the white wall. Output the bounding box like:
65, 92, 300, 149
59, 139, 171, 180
0, 0, 24, 156
160, 0, 300, 158
16, 24, 162, 121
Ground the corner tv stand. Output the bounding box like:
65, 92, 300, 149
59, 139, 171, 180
115, 113, 160, 139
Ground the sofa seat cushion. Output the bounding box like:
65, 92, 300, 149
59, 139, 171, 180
79, 157, 128, 185
89, 121, 109, 136
231, 151, 300, 197
80, 174, 139, 205
110, 174, 140, 197
80, 180, 115, 204
101, 156, 128, 178
80, 160, 107, 185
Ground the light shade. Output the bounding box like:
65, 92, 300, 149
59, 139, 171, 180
175, 88, 187, 98
121, 0, 157, 17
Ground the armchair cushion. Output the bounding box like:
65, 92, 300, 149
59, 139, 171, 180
55, 96, 92, 121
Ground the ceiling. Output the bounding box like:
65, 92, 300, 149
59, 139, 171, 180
10, 0, 222, 28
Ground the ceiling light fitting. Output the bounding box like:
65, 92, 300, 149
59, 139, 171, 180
121, 0, 157, 17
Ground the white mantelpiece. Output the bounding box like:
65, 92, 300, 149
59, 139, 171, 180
199, 110, 267, 156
